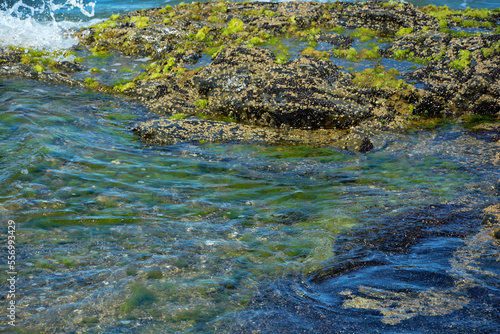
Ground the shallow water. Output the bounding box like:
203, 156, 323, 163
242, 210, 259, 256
1, 0, 500, 332
0, 78, 499, 332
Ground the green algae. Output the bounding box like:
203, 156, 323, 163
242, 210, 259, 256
169, 113, 187, 120
113, 82, 136, 93
332, 47, 358, 62
195, 99, 209, 109
195, 26, 212, 41
247, 36, 264, 48
301, 47, 330, 60
221, 18, 244, 37
460, 114, 499, 129
146, 269, 163, 279
129, 16, 150, 28
90, 19, 118, 31
395, 27, 413, 36
121, 283, 156, 313
353, 66, 408, 90
33, 64, 45, 73
351, 27, 380, 42
448, 49, 472, 70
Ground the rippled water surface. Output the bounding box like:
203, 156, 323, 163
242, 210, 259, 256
0, 79, 499, 332
1, 0, 500, 332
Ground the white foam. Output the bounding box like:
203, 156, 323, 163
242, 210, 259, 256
0, 0, 96, 51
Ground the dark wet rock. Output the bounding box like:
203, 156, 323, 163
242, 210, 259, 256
331, 1, 439, 32
0, 49, 21, 63
180, 49, 200, 64
0, 62, 38, 79
387, 30, 452, 59
53, 60, 84, 73
318, 33, 354, 49
358, 137, 374, 153
132, 117, 346, 146
493, 228, 500, 240
483, 204, 500, 239
408, 34, 500, 116
193, 47, 371, 129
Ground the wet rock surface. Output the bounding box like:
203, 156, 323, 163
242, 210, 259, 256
133, 117, 348, 146
1, 1, 499, 146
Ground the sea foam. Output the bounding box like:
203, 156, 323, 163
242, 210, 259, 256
0, 0, 96, 51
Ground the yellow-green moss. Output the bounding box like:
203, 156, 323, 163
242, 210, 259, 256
353, 66, 408, 90
448, 49, 471, 70
351, 27, 380, 42
264, 10, 276, 17
91, 19, 118, 31
113, 82, 136, 92
208, 45, 226, 59
84, 77, 100, 89
195, 99, 209, 109
395, 27, 413, 36
247, 36, 264, 47
212, 2, 228, 14
333, 47, 358, 62
130, 16, 149, 28
208, 15, 224, 24
169, 113, 187, 119
301, 47, 330, 60
195, 26, 211, 41
163, 57, 176, 73
221, 18, 244, 36
90, 46, 112, 58
33, 64, 44, 73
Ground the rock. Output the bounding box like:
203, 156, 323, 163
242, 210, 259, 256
193, 47, 371, 129
358, 137, 374, 153
483, 205, 500, 240
53, 61, 84, 73
318, 33, 354, 49
132, 117, 346, 146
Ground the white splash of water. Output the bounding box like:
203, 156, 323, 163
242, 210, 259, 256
0, 0, 96, 51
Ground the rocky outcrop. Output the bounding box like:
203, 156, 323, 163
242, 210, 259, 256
1, 1, 499, 148
133, 117, 348, 146
192, 47, 370, 129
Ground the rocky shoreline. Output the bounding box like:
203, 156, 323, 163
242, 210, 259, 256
1, 1, 499, 149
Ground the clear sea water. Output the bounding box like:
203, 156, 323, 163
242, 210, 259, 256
1, 0, 500, 333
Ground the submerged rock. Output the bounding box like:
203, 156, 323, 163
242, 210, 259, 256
133, 117, 347, 146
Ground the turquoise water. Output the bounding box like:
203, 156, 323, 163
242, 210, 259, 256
1, 0, 500, 332
1, 78, 499, 332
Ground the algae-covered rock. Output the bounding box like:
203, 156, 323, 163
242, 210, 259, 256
133, 117, 346, 146
192, 47, 370, 129
1, 0, 499, 147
